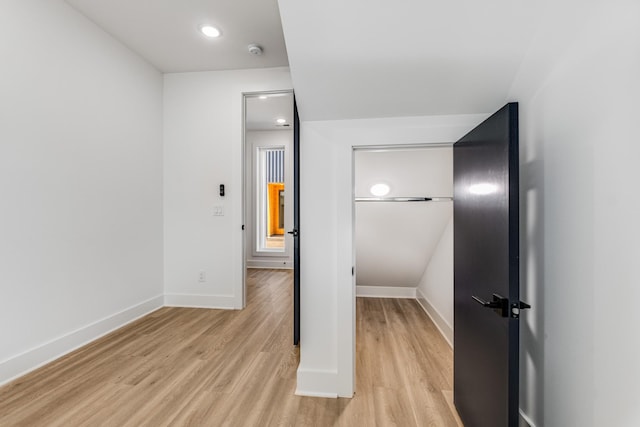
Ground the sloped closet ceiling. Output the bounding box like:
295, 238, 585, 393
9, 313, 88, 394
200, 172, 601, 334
355, 148, 452, 287
277, 0, 546, 120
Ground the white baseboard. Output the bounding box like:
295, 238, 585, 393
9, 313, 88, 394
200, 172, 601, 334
356, 285, 416, 299
246, 260, 293, 269
164, 293, 238, 309
415, 288, 453, 348
0, 295, 164, 387
295, 368, 339, 398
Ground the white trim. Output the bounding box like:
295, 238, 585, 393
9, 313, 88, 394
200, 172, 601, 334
295, 390, 338, 398
0, 295, 164, 387
246, 260, 293, 269
356, 285, 417, 299
416, 288, 453, 348
295, 368, 339, 398
164, 294, 238, 310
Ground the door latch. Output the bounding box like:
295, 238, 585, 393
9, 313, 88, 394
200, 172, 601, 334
472, 294, 531, 318
510, 301, 531, 318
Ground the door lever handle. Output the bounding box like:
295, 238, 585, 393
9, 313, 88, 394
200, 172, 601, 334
287, 229, 299, 237
472, 293, 509, 317
472, 295, 501, 308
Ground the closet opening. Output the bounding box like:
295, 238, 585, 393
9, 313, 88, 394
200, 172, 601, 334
353, 145, 460, 423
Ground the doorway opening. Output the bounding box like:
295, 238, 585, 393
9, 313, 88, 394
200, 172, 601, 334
352, 145, 458, 422
353, 145, 454, 319
242, 91, 294, 307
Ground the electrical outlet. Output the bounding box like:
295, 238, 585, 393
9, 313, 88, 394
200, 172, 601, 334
198, 270, 206, 282
213, 206, 224, 216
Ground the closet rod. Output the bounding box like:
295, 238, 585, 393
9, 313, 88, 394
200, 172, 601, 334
354, 197, 453, 202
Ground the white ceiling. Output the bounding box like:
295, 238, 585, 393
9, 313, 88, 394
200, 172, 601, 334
278, 0, 546, 120
245, 92, 294, 131
63, 0, 550, 121
64, 0, 289, 73
355, 148, 452, 199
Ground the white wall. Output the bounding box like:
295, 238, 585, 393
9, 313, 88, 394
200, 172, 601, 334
0, 0, 164, 384
297, 114, 486, 397
245, 130, 293, 269
510, 0, 640, 425
163, 68, 292, 309
416, 216, 454, 346
355, 202, 451, 288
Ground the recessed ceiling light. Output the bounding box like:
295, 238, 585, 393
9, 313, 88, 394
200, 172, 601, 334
276, 118, 286, 124
370, 183, 390, 197
200, 25, 221, 38
259, 95, 268, 100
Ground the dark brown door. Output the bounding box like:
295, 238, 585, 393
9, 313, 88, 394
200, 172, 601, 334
290, 97, 300, 346
454, 103, 528, 426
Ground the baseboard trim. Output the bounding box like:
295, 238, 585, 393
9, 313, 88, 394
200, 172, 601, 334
0, 295, 164, 387
416, 288, 453, 348
295, 368, 339, 398
356, 286, 416, 299
164, 293, 237, 309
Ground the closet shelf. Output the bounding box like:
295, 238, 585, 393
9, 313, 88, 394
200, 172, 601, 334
354, 197, 453, 202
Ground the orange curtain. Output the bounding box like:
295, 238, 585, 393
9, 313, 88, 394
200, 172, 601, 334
267, 183, 285, 236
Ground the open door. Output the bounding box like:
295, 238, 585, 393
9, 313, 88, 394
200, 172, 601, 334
453, 103, 529, 426
289, 97, 300, 346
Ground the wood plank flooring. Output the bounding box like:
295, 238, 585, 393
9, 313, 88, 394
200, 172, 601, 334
0, 269, 461, 426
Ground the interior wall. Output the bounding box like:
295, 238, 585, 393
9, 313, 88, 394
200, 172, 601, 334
245, 129, 294, 269
163, 67, 292, 309
297, 114, 487, 397
509, 0, 640, 425
0, 0, 164, 384
416, 216, 454, 346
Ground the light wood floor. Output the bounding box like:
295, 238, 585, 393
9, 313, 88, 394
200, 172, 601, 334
0, 269, 461, 426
